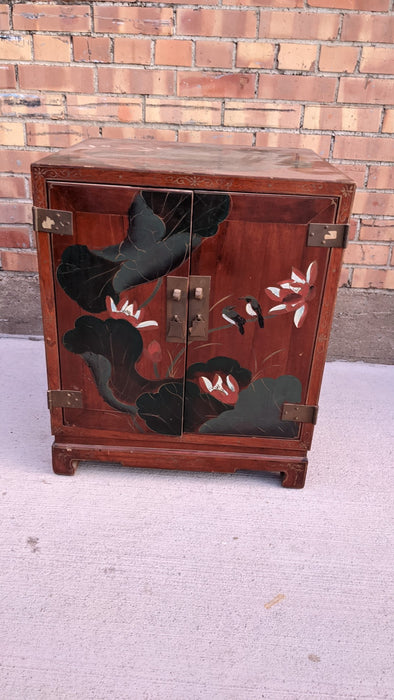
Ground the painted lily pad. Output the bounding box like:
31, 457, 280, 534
63, 316, 167, 410
136, 379, 234, 435
199, 375, 302, 438
136, 381, 185, 436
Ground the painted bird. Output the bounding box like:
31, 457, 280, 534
240, 296, 264, 328
222, 306, 246, 335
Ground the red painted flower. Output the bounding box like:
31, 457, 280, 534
265, 262, 318, 328
105, 296, 158, 329
147, 340, 162, 364
198, 372, 239, 405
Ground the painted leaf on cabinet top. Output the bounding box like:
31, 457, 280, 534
57, 190, 230, 313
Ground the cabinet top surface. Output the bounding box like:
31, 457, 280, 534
32, 138, 353, 185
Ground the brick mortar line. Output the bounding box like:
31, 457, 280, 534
17, 2, 391, 17
7, 0, 392, 8
347, 241, 393, 249
341, 263, 393, 269
2, 29, 394, 47
1, 134, 393, 155
4, 38, 393, 50
230, 38, 236, 72
336, 9, 344, 42
0, 196, 32, 203
353, 215, 394, 220
7, 117, 393, 142
353, 217, 361, 242
3, 60, 394, 83
0, 107, 391, 124
1, 94, 391, 108
378, 106, 387, 135
363, 163, 370, 189
6, 122, 393, 146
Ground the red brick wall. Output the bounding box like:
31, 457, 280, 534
0, 1, 393, 289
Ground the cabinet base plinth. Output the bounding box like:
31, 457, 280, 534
51, 442, 308, 488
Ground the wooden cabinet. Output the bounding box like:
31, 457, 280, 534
31, 139, 355, 487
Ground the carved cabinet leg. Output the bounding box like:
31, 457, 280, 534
52, 446, 78, 476
281, 461, 308, 489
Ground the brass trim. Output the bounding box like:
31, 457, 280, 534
33, 207, 73, 236
307, 223, 349, 248
47, 390, 83, 410
281, 403, 318, 425
166, 276, 188, 342
188, 275, 211, 341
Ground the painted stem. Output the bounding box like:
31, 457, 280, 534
139, 278, 163, 309
166, 347, 186, 378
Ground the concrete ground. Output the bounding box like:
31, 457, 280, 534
0, 335, 393, 700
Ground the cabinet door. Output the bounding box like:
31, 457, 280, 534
49, 182, 194, 436
48, 183, 231, 437
183, 191, 337, 438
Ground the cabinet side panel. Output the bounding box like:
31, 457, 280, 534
31, 167, 63, 433
301, 185, 355, 448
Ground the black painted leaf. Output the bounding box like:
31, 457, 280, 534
112, 230, 191, 294
136, 381, 185, 436
81, 352, 138, 415
199, 375, 302, 438
99, 191, 193, 292
183, 357, 251, 432
136, 380, 233, 435
140, 190, 193, 241
63, 316, 147, 407
192, 193, 231, 239
57, 190, 231, 312
183, 383, 234, 433
57, 245, 121, 314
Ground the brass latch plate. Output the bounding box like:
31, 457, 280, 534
281, 403, 318, 425
188, 275, 211, 341
33, 207, 73, 236
307, 223, 349, 248
166, 276, 188, 343
47, 390, 83, 410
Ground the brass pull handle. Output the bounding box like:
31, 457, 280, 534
188, 276, 211, 341
166, 277, 188, 343
173, 288, 182, 301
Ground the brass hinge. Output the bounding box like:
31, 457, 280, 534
33, 207, 73, 236
307, 223, 349, 248
281, 403, 319, 425
47, 390, 83, 410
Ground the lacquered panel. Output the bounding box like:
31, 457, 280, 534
184, 191, 336, 438
49, 183, 193, 436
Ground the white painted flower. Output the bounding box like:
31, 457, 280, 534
198, 373, 239, 405
265, 262, 318, 329
106, 297, 158, 329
